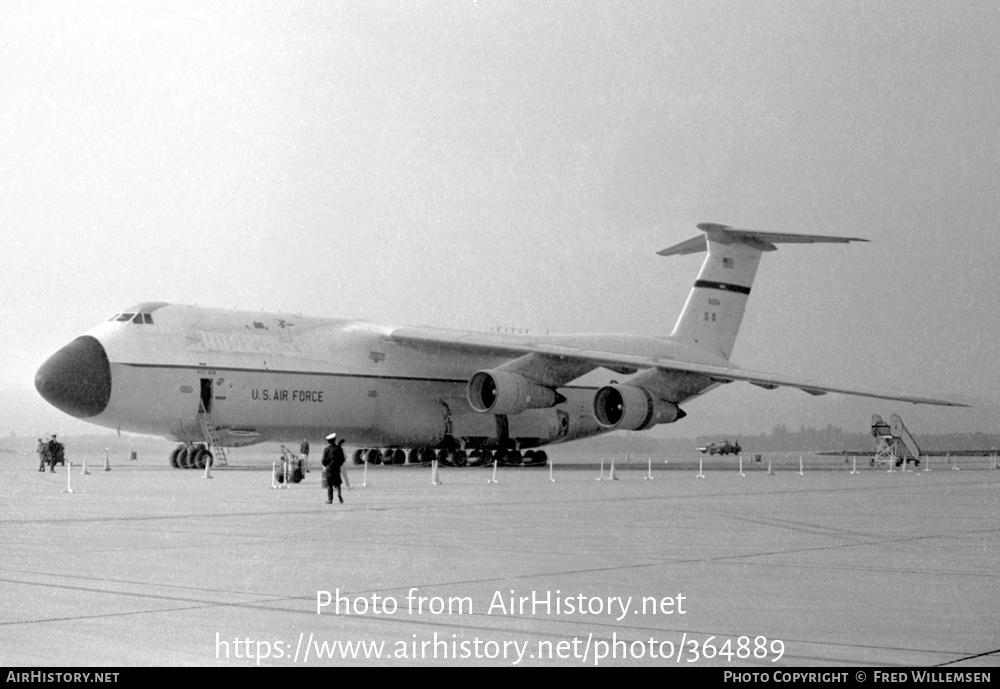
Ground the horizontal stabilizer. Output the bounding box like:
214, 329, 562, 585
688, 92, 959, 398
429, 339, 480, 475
658, 223, 868, 256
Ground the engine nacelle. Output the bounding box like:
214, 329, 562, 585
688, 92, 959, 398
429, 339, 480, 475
593, 385, 685, 431
467, 370, 561, 415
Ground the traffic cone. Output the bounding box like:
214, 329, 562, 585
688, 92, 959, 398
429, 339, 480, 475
597, 459, 605, 481
203, 457, 213, 479
432, 459, 442, 486
767, 459, 775, 476
270, 462, 278, 489
80, 456, 90, 475
487, 459, 497, 484
696, 458, 705, 479
63, 462, 74, 494
103, 448, 111, 472
608, 459, 618, 481
644, 458, 653, 480
548, 460, 555, 483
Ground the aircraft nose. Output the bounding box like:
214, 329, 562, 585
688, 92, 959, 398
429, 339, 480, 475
34, 336, 112, 418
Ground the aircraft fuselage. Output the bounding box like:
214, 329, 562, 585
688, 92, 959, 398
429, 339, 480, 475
36, 303, 715, 451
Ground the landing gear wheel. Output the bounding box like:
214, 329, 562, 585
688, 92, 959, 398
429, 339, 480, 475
391, 448, 405, 465
452, 450, 467, 467
191, 447, 206, 469
406, 448, 420, 465
365, 448, 381, 465
178, 447, 192, 469
496, 450, 521, 466
169, 445, 184, 468
352, 448, 365, 465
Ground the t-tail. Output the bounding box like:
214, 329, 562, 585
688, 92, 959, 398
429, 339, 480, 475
659, 223, 867, 360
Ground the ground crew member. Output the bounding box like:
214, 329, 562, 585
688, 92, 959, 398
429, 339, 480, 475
321, 433, 346, 504
300, 438, 310, 473
47, 435, 61, 472
52, 436, 64, 468
36, 438, 49, 472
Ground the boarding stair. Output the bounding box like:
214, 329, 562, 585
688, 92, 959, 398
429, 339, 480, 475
871, 413, 920, 467
889, 414, 921, 465
197, 405, 230, 467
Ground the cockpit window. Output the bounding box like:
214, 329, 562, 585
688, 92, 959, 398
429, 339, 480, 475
110, 308, 157, 324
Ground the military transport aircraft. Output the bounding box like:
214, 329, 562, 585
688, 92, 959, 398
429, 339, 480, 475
34, 223, 967, 469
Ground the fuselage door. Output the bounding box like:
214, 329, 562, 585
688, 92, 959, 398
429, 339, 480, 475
200, 378, 212, 414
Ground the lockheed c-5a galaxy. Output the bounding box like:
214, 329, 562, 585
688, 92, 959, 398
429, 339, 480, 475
35, 224, 966, 469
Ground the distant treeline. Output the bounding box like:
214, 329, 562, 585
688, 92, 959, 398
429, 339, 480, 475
560, 424, 1000, 454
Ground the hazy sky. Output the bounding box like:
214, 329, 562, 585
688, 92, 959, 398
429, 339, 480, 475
2, 1, 998, 438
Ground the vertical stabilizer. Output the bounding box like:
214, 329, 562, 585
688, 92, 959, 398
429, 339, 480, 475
659, 223, 867, 360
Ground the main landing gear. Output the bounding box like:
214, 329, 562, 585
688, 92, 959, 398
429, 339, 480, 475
350, 447, 548, 467
168, 443, 214, 469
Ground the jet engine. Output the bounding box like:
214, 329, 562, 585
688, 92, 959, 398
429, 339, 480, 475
593, 385, 685, 431
467, 370, 561, 415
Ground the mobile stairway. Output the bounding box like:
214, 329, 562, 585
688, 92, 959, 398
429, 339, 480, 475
871, 413, 921, 467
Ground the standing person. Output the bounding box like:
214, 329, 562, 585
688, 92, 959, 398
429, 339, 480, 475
300, 438, 310, 473
321, 433, 346, 504
47, 435, 59, 472
51, 436, 65, 469
36, 438, 49, 472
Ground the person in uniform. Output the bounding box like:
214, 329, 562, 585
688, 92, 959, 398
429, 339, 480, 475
37, 438, 49, 472
321, 432, 346, 504
300, 438, 310, 473
52, 436, 65, 469
47, 435, 59, 472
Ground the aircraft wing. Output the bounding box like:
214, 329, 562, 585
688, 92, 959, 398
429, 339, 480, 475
387, 327, 969, 407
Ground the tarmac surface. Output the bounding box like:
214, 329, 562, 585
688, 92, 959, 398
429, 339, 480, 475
2, 450, 998, 667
